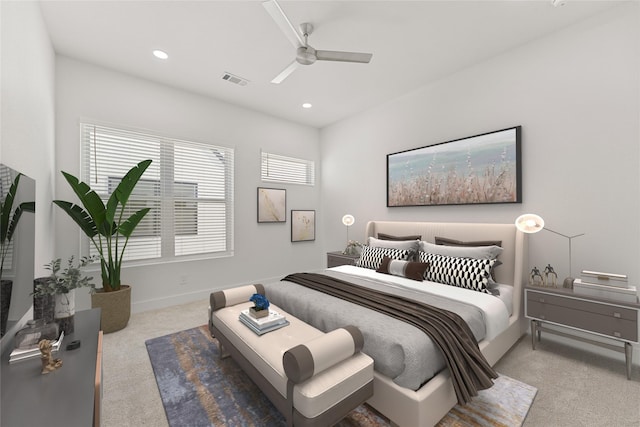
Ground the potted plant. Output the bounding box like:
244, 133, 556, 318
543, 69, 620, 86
0, 172, 35, 336
53, 159, 152, 333
249, 293, 270, 318
33, 256, 96, 334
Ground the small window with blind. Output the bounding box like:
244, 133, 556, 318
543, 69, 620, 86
81, 123, 234, 263
261, 151, 315, 186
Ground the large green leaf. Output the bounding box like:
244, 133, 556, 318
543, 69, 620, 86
0, 173, 20, 244
6, 201, 35, 243
60, 171, 107, 230
108, 159, 152, 218
118, 208, 151, 238
52, 200, 98, 238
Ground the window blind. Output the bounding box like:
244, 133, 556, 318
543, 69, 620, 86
81, 123, 234, 262
261, 151, 315, 186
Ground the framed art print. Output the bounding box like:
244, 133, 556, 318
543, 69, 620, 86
387, 126, 522, 207
291, 210, 315, 242
257, 187, 286, 223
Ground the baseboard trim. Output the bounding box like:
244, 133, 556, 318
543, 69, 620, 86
132, 275, 284, 313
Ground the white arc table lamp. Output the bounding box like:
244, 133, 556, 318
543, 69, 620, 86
515, 213, 585, 285
342, 214, 355, 254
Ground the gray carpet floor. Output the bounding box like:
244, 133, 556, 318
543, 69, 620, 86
101, 298, 640, 427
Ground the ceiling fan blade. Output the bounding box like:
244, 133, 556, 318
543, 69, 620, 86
271, 60, 300, 84
262, 0, 304, 48
316, 50, 373, 63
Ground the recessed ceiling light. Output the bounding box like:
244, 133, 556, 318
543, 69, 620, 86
302, 103, 312, 109
153, 50, 169, 60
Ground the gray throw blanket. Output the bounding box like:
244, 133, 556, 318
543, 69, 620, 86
282, 272, 497, 405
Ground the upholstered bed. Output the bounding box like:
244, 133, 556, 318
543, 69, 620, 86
265, 221, 528, 426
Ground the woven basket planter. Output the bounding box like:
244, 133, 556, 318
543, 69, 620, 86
91, 285, 131, 333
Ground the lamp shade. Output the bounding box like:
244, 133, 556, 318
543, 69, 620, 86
342, 214, 355, 227
515, 213, 544, 234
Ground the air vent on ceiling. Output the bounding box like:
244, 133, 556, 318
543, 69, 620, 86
222, 72, 249, 86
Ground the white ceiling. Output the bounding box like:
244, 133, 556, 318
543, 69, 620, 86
39, 1, 621, 128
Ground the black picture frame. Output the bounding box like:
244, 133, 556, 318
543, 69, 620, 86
257, 187, 286, 223
291, 210, 315, 242
387, 126, 522, 207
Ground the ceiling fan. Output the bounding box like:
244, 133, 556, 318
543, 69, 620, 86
262, 0, 373, 84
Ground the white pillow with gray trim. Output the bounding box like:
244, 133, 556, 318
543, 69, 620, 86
419, 240, 502, 260
369, 236, 419, 252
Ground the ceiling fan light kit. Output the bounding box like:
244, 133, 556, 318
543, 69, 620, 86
263, 0, 373, 84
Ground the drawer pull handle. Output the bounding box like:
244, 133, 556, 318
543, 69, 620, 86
613, 331, 622, 338
613, 312, 621, 318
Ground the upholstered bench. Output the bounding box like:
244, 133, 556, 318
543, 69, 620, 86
209, 284, 374, 427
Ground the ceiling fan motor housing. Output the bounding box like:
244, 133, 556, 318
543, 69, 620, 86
296, 46, 316, 65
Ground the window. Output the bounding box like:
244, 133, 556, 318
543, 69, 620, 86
261, 151, 315, 186
81, 123, 234, 263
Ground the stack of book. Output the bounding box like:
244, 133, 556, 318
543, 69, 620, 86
239, 309, 289, 335
573, 270, 638, 303
9, 331, 65, 364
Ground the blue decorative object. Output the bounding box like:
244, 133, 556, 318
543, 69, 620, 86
249, 293, 270, 311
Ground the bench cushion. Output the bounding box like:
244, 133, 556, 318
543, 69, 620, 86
211, 301, 374, 419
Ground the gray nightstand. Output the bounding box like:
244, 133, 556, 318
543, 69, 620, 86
525, 285, 639, 379
327, 251, 360, 268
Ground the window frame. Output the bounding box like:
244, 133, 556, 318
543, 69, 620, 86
79, 122, 234, 266
261, 150, 315, 186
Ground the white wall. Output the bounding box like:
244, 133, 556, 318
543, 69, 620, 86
55, 57, 322, 313
0, 1, 57, 350
321, 3, 640, 290
320, 3, 640, 365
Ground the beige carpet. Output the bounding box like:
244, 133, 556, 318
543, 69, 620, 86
101, 298, 640, 426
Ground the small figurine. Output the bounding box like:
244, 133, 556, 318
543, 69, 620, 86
544, 264, 558, 288
39, 339, 62, 374
530, 266, 544, 287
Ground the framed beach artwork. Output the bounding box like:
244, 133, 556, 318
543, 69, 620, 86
257, 187, 286, 223
387, 126, 522, 207
291, 210, 315, 242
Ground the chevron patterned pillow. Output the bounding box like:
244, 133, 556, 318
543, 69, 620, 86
418, 252, 495, 294
355, 246, 412, 270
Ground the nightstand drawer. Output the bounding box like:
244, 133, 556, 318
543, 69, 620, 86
527, 299, 638, 341
527, 290, 637, 321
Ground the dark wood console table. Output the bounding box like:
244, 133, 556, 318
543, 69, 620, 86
1, 308, 102, 426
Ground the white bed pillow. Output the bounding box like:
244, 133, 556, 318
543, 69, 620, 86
419, 240, 502, 260
369, 236, 419, 252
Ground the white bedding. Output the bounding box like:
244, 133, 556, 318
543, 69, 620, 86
331, 265, 511, 341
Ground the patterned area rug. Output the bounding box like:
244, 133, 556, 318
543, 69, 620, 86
146, 325, 537, 427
